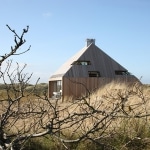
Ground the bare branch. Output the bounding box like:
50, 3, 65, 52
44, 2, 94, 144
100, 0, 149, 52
0, 25, 31, 66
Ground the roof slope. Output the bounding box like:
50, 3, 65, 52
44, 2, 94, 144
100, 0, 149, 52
50, 43, 128, 81
49, 45, 88, 80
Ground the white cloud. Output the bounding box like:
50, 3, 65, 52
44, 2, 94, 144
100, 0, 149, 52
42, 12, 52, 18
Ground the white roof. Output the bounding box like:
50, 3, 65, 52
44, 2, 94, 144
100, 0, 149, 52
49, 45, 89, 81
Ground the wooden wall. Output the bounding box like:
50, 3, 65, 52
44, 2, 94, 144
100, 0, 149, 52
62, 76, 139, 102
48, 81, 54, 98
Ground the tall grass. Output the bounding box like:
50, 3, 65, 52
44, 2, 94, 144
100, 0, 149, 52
1, 82, 150, 149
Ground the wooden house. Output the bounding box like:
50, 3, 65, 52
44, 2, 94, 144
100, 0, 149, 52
49, 39, 138, 101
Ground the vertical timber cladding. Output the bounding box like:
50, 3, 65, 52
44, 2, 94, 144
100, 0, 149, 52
63, 77, 111, 100
62, 76, 139, 101
48, 81, 54, 98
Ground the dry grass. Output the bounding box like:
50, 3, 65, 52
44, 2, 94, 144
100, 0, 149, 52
1, 82, 150, 149
29, 82, 150, 149
89, 81, 150, 110
58, 81, 150, 130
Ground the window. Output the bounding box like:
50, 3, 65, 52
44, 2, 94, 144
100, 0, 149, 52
53, 80, 62, 92
88, 71, 100, 77
72, 60, 91, 65
115, 70, 130, 75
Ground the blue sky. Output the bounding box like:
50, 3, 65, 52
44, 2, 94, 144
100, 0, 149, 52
0, 0, 150, 84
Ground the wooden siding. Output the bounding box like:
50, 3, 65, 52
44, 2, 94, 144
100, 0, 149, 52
49, 43, 128, 80
49, 46, 88, 79
64, 44, 127, 78
48, 81, 54, 98
62, 76, 139, 102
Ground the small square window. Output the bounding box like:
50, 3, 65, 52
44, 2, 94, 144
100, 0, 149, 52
115, 70, 130, 75
88, 71, 100, 77
72, 60, 91, 65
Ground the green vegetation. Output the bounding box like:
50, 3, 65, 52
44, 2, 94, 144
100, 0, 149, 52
0, 83, 48, 97
24, 136, 64, 150
23, 117, 150, 150
25, 83, 48, 95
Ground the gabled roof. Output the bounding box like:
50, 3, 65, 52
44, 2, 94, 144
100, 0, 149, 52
49, 41, 128, 81
49, 44, 89, 81
51, 46, 88, 76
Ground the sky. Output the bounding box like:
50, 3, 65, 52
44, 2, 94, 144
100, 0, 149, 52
0, 0, 150, 84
